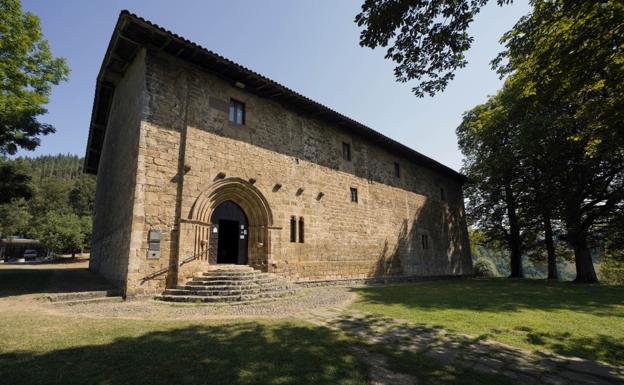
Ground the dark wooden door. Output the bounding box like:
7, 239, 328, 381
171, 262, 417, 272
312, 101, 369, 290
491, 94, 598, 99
217, 219, 239, 264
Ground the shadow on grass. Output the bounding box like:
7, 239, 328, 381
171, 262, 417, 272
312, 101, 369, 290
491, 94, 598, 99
0, 268, 115, 298
354, 278, 624, 315
523, 328, 624, 365
0, 322, 367, 385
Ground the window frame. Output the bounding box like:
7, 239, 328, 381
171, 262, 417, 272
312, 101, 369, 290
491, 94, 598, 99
290, 216, 296, 243
298, 217, 304, 243
342, 142, 351, 161
229, 98, 245, 125
350, 187, 358, 203
421, 234, 429, 250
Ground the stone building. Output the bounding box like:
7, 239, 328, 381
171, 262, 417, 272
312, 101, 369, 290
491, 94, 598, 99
84, 11, 472, 297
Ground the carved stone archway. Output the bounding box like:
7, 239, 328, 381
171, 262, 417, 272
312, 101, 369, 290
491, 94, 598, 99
187, 178, 273, 270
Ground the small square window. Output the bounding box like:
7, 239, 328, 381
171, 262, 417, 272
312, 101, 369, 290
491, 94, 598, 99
394, 162, 400, 178
229, 99, 245, 125
350, 187, 358, 203
342, 142, 351, 161
421, 234, 429, 250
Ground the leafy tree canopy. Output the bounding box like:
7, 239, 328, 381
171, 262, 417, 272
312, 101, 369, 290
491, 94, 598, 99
0, 0, 69, 155
355, 0, 511, 97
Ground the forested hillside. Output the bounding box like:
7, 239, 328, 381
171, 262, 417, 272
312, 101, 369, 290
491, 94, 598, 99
0, 154, 95, 255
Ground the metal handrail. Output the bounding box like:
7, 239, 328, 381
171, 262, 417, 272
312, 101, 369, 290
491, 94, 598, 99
140, 253, 201, 282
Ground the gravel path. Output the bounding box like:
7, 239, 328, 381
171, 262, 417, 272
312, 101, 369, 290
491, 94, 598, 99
46, 287, 356, 320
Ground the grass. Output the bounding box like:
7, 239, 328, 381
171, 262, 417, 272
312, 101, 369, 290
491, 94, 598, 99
0, 267, 507, 385
0, 311, 368, 385
351, 278, 624, 366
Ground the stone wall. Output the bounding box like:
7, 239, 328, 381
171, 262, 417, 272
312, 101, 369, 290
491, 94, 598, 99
122, 49, 472, 293
89, 49, 147, 291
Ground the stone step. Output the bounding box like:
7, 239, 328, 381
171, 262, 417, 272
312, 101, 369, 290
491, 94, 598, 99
164, 288, 260, 296
190, 277, 279, 285
159, 267, 298, 304
205, 264, 255, 271
182, 284, 259, 291
157, 294, 258, 303
199, 273, 261, 279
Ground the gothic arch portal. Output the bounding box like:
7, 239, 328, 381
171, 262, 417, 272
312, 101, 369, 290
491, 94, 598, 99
188, 178, 273, 270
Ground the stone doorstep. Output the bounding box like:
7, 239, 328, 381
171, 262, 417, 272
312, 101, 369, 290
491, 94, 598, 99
43, 289, 123, 302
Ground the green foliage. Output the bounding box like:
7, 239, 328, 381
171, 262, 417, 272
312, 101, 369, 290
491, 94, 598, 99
355, 0, 511, 97
473, 258, 499, 277
0, 154, 93, 252
0, 198, 31, 238
69, 175, 96, 216
33, 211, 84, 253
0, 0, 69, 155
458, 0, 624, 283
0, 158, 32, 203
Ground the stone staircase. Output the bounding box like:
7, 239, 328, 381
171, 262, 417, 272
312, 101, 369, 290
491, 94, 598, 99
156, 265, 299, 303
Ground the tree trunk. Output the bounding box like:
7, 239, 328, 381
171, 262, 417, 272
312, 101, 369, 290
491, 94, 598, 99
504, 179, 524, 278
543, 217, 558, 280
565, 216, 598, 282
571, 232, 598, 283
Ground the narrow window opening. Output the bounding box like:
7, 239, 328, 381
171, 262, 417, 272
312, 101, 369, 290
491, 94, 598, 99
290, 216, 296, 243
298, 217, 304, 243
422, 234, 429, 250
342, 142, 351, 161
229, 99, 245, 125
350, 187, 358, 203
394, 162, 400, 178
440, 187, 446, 201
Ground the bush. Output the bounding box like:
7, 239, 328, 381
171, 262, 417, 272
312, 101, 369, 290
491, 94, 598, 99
473, 258, 500, 277
600, 258, 624, 286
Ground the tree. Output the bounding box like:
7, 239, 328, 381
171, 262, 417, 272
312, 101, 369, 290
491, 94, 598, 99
0, 158, 32, 204
355, 0, 511, 97
0, 0, 69, 155
492, 0, 624, 282
69, 175, 96, 216
34, 211, 84, 255
457, 89, 525, 278
0, 198, 31, 238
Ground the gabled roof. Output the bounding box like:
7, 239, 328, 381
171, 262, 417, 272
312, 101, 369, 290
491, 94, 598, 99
84, 10, 465, 182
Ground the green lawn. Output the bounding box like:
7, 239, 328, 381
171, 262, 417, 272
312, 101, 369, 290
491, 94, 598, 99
352, 278, 624, 366
0, 268, 511, 385
0, 311, 367, 385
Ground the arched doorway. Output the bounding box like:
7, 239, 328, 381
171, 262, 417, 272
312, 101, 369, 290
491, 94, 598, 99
209, 200, 248, 264
187, 178, 273, 270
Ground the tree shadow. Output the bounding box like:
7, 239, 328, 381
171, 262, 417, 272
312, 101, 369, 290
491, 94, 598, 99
0, 267, 116, 298
0, 322, 367, 385
328, 313, 624, 383
523, 328, 624, 365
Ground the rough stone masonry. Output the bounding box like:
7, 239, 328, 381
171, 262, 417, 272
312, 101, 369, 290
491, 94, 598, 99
84, 11, 473, 297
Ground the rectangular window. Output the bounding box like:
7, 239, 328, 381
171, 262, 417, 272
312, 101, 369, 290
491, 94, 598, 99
350, 187, 358, 203
298, 217, 304, 243
290, 216, 296, 243
342, 142, 351, 161
229, 99, 245, 125
422, 234, 429, 250
440, 187, 446, 201
394, 162, 400, 178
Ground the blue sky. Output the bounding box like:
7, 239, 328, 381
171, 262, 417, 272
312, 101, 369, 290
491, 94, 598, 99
21, 0, 530, 171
